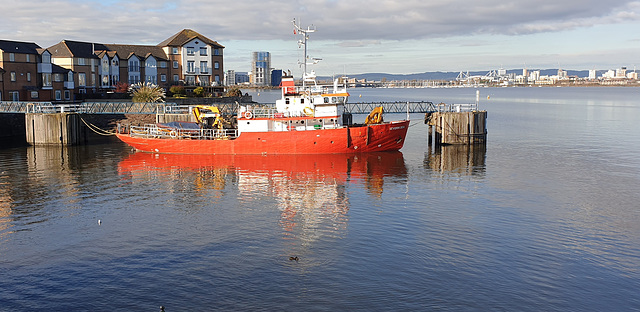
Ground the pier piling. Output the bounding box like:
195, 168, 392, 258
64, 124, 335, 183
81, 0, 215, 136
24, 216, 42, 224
425, 110, 487, 145
25, 113, 82, 145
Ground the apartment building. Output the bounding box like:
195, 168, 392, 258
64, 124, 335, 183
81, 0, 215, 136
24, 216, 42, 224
0, 40, 41, 101
1, 29, 225, 101
101, 44, 170, 87
159, 29, 225, 91
251, 51, 271, 86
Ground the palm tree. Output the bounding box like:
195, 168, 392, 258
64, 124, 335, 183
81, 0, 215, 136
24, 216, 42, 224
128, 82, 166, 103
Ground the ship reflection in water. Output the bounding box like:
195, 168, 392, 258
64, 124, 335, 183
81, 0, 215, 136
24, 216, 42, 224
118, 151, 407, 262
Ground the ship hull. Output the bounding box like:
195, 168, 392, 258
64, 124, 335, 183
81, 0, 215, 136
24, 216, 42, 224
116, 120, 409, 155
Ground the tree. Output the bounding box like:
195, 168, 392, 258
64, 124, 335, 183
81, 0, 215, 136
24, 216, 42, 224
129, 82, 166, 103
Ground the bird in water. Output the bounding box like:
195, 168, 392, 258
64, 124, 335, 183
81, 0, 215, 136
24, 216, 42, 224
289, 256, 299, 262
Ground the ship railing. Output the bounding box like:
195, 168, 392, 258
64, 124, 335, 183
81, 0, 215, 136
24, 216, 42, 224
123, 124, 237, 140
247, 107, 280, 119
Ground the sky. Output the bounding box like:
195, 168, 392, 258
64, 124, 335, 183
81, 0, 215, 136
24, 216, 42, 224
3, 0, 640, 76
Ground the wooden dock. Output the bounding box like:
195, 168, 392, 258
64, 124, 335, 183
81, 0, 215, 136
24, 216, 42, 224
425, 106, 487, 145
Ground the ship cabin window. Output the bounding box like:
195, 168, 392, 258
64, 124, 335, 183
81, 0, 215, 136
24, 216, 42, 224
324, 97, 329, 104
285, 98, 290, 104
301, 98, 304, 104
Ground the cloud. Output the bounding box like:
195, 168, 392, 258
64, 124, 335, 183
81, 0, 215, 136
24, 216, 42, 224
2, 0, 640, 46
336, 40, 381, 48
3, 0, 640, 74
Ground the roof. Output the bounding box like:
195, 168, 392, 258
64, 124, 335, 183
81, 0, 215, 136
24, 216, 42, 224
104, 44, 168, 61
52, 63, 70, 74
158, 29, 224, 48
0, 40, 41, 54
48, 40, 108, 58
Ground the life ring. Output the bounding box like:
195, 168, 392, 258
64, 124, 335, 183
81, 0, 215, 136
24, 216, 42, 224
169, 130, 177, 138
303, 107, 314, 117
244, 111, 253, 119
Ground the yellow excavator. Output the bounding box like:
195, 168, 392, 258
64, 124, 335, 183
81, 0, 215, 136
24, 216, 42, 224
365, 106, 384, 125
192, 105, 225, 129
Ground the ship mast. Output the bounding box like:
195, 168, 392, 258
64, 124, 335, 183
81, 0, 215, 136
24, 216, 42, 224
293, 18, 319, 88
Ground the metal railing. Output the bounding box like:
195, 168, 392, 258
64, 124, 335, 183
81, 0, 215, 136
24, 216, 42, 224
1, 100, 478, 115
122, 124, 238, 140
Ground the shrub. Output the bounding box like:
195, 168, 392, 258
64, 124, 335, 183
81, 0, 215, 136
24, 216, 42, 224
115, 82, 129, 93
169, 85, 186, 97
129, 82, 166, 103
225, 87, 243, 97
193, 87, 205, 97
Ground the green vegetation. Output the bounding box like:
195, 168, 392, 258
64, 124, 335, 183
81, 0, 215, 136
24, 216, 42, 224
129, 82, 166, 103
225, 86, 243, 97
193, 86, 205, 97
169, 85, 186, 98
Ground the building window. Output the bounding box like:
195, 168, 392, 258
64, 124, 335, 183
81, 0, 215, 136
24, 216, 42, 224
200, 61, 208, 74
173, 61, 179, 69
10, 72, 16, 82
200, 47, 207, 56
187, 61, 195, 73
78, 58, 85, 66
214, 48, 220, 56
187, 47, 194, 56
173, 74, 179, 82
9, 53, 15, 62
55, 90, 62, 100
159, 61, 167, 68
43, 53, 51, 63
26, 54, 30, 62
10, 91, 19, 101
64, 90, 71, 100
54, 73, 64, 82
146, 58, 156, 69
214, 61, 219, 69
31, 91, 39, 99
161, 74, 166, 82
78, 73, 86, 86
172, 47, 178, 54
27, 72, 31, 82
215, 75, 220, 83
128, 60, 139, 72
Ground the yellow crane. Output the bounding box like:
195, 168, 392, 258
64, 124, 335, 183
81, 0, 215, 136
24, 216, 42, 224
192, 105, 224, 129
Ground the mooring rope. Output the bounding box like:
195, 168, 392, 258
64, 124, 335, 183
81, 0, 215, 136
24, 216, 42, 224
79, 116, 117, 136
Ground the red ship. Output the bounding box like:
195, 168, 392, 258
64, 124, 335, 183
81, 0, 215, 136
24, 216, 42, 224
115, 20, 409, 155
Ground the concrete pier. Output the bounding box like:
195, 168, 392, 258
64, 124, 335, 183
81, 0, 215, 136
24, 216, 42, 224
25, 113, 82, 145
425, 110, 487, 145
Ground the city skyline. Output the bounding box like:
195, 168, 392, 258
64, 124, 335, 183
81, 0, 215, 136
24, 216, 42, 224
3, 1, 640, 76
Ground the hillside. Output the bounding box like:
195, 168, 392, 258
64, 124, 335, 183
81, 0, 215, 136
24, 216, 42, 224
339, 69, 595, 81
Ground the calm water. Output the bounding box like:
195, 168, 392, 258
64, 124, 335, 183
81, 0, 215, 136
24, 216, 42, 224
1, 87, 640, 311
